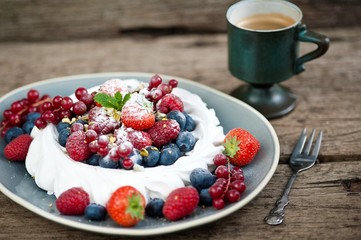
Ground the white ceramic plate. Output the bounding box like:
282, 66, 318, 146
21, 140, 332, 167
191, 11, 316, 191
0, 72, 279, 236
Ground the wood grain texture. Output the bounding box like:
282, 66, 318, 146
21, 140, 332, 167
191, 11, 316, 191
0, 0, 360, 41
0, 162, 359, 239
0, 28, 360, 162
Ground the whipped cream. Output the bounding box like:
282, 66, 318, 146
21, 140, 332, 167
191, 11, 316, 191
25, 79, 225, 205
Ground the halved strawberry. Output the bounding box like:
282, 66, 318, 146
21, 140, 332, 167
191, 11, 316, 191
223, 128, 260, 166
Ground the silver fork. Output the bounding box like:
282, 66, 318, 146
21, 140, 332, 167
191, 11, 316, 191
264, 128, 323, 225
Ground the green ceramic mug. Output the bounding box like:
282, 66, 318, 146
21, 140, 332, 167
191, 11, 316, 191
227, 0, 330, 119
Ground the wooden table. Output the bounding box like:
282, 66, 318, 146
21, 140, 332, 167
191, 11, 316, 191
0, 1, 360, 239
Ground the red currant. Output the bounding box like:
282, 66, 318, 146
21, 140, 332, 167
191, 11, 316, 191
225, 189, 241, 203
52, 96, 63, 109
168, 79, 178, 88
75, 87, 88, 100
215, 165, 229, 179
27, 89, 39, 103
73, 101, 87, 115
209, 184, 225, 199
230, 180, 246, 194
148, 74, 163, 90
213, 153, 228, 166
85, 130, 98, 143
61, 97, 73, 110
212, 198, 225, 210
35, 118, 47, 129
122, 158, 134, 170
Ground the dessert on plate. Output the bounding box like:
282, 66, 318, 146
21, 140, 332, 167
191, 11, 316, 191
1, 74, 260, 226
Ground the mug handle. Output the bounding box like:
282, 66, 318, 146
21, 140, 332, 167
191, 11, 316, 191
294, 24, 330, 74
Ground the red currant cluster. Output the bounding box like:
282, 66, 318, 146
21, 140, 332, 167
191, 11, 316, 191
145, 74, 178, 104
1, 89, 50, 136
34, 88, 95, 129
86, 131, 135, 169
209, 153, 246, 209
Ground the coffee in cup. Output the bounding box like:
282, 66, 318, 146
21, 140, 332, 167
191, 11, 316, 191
227, 0, 330, 119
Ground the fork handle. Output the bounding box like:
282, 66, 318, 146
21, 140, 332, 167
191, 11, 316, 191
264, 172, 298, 225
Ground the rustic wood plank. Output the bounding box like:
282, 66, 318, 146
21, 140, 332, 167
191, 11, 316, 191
0, 0, 360, 41
0, 161, 360, 239
0, 28, 360, 162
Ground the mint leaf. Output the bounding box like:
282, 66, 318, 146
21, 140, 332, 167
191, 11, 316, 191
93, 91, 131, 111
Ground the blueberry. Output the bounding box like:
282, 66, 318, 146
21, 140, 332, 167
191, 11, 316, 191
184, 113, 196, 132
26, 112, 41, 122
159, 143, 182, 166
145, 198, 164, 218
22, 120, 35, 134
190, 168, 216, 191
142, 146, 160, 167
58, 128, 70, 147
176, 131, 196, 152
86, 154, 101, 166
99, 155, 119, 169
56, 122, 70, 133
167, 110, 186, 131
4, 127, 24, 144
84, 203, 106, 221
199, 188, 213, 207
75, 119, 88, 125
128, 149, 143, 165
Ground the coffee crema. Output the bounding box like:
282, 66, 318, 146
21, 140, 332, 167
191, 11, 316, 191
236, 13, 295, 30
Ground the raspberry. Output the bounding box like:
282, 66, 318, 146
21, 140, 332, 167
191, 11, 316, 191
147, 119, 180, 148
98, 79, 127, 96
65, 130, 92, 161
88, 106, 120, 134
4, 134, 33, 161
126, 129, 152, 150
156, 94, 184, 114
55, 187, 90, 215
162, 187, 199, 221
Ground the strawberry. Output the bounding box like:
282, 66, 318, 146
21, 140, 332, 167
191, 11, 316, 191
147, 119, 180, 148
126, 129, 152, 150
55, 187, 90, 215
121, 95, 155, 130
106, 186, 145, 227
162, 187, 199, 221
156, 94, 184, 114
4, 134, 33, 161
65, 130, 92, 161
223, 128, 260, 167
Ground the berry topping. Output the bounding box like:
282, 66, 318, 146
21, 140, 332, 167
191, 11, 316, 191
147, 119, 180, 147
156, 94, 184, 114
167, 110, 186, 130
162, 187, 199, 221
55, 187, 90, 215
65, 130, 92, 161
88, 106, 120, 134
140, 146, 160, 167
176, 131, 196, 152
121, 95, 155, 130
4, 134, 33, 161
223, 128, 260, 167
106, 186, 145, 227
159, 143, 182, 166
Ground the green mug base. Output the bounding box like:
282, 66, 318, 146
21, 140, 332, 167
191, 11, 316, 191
231, 84, 296, 119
